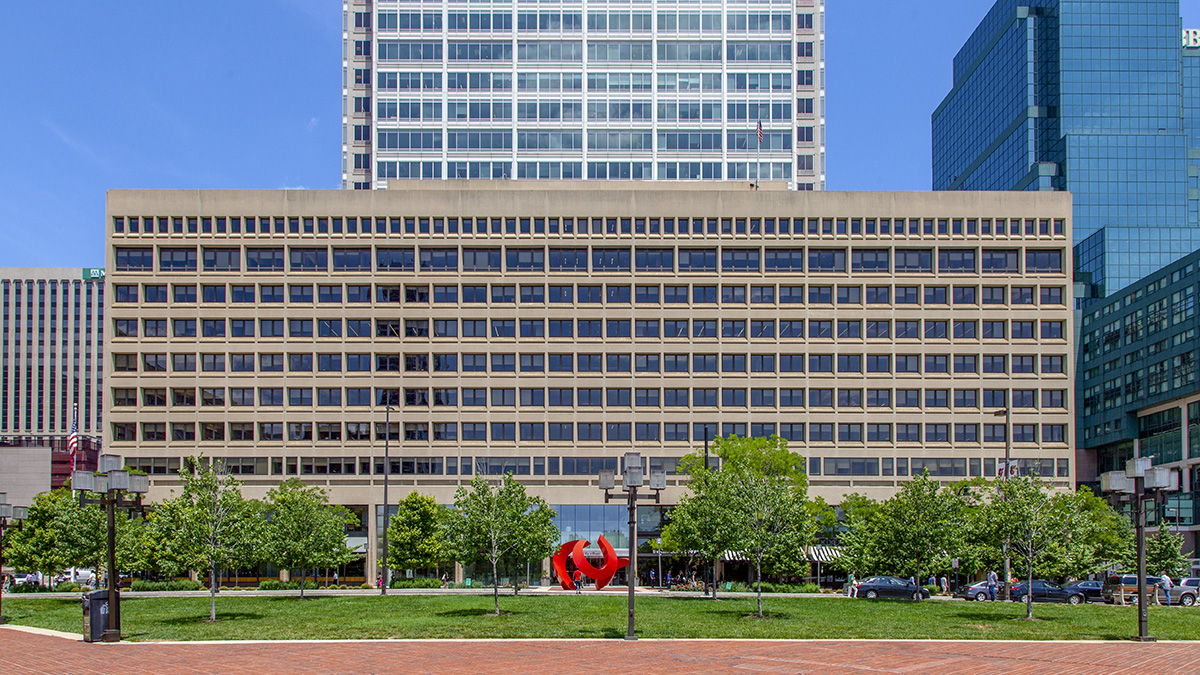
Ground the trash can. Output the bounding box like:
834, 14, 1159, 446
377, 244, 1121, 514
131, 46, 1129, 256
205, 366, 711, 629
82, 590, 117, 642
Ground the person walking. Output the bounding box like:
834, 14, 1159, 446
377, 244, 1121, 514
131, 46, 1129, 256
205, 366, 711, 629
986, 569, 998, 601
847, 571, 857, 597
940, 576, 949, 595
649, 569, 656, 587
1160, 573, 1174, 606
572, 568, 583, 594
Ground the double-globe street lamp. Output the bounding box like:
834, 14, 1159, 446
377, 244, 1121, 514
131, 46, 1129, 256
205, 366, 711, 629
72, 454, 149, 642
1101, 457, 1180, 642
0, 494, 29, 624
599, 452, 666, 641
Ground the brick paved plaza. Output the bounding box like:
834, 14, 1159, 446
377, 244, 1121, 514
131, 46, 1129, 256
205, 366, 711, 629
2, 627, 1199, 675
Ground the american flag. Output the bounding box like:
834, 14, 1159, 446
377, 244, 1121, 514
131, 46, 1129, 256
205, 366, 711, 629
68, 403, 79, 472
756, 120, 764, 144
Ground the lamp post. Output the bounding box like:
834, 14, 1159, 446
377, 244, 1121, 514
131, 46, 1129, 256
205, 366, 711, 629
1102, 458, 1180, 642
994, 407, 1014, 601
72, 455, 149, 642
600, 452, 666, 641
0, 494, 29, 625
381, 404, 396, 595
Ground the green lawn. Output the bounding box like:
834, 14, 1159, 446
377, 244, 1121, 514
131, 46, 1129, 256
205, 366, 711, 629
4, 593, 1197, 642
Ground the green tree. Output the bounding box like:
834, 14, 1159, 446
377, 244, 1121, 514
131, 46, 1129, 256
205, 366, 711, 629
691, 434, 812, 616
386, 491, 449, 577
4, 488, 107, 578
155, 457, 265, 621
1144, 531, 1189, 577
660, 468, 737, 599
990, 475, 1089, 619
868, 472, 961, 602
830, 493, 882, 576
266, 478, 358, 600
444, 474, 559, 615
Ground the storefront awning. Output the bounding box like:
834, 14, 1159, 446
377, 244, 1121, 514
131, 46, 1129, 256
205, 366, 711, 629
807, 545, 841, 563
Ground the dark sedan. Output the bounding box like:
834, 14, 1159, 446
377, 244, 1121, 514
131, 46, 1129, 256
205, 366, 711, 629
855, 576, 931, 600
1009, 579, 1083, 604
957, 580, 994, 601
1063, 580, 1103, 603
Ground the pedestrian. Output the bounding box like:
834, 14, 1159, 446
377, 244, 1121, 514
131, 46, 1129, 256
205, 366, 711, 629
440, 573, 448, 588
572, 569, 583, 594
649, 569, 656, 587
908, 576, 915, 586
847, 571, 857, 597
1160, 573, 1174, 606
376, 574, 382, 589
666, 572, 673, 588
940, 576, 949, 595
986, 569, 998, 601
333, 571, 339, 587
927, 575, 935, 588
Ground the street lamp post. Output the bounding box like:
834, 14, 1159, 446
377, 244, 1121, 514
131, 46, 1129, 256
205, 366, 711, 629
1102, 458, 1180, 642
72, 454, 149, 642
382, 404, 396, 595
0, 494, 29, 625
600, 452, 666, 641
994, 407, 1013, 601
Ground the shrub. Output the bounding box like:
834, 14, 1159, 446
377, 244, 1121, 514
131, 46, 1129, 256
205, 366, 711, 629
9, 583, 48, 593
389, 578, 443, 589
54, 582, 81, 593
257, 580, 318, 591
129, 580, 201, 592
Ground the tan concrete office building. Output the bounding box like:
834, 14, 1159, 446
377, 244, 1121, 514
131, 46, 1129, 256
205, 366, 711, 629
105, 182, 1073, 574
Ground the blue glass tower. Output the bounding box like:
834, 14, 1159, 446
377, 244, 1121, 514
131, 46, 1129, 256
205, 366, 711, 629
933, 0, 1200, 300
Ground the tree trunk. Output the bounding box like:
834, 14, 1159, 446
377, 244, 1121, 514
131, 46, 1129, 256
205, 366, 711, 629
711, 557, 718, 600
209, 566, 217, 621
492, 560, 500, 615
1025, 554, 1034, 620
914, 565, 922, 602
299, 567, 306, 600
756, 557, 763, 618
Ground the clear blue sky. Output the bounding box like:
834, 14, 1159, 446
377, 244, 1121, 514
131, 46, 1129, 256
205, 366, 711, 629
0, 0, 1196, 267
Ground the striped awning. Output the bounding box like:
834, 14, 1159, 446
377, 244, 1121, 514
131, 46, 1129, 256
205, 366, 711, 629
807, 545, 842, 563
721, 550, 747, 562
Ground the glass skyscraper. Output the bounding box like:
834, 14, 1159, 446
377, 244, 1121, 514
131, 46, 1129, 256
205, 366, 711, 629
932, 0, 1200, 300
340, 0, 825, 191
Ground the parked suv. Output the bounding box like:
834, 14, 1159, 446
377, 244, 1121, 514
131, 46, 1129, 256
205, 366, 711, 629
1102, 574, 1170, 604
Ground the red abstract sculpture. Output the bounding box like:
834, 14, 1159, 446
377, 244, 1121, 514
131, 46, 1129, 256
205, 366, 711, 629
552, 534, 628, 590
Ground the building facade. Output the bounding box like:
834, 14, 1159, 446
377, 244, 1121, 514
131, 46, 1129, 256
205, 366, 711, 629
0, 268, 105, 486
1078, 246, 1200, 558
340, 0, 825, 190
932, 0, 1200, 301
105, 183, 1073, 574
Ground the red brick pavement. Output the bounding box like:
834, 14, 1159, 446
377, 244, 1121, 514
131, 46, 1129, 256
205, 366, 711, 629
2, 627, 1199, 675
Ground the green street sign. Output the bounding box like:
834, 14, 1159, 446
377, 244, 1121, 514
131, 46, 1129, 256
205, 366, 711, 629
82, 268, 106, 280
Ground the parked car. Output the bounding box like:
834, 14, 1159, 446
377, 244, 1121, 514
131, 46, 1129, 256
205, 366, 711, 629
854, 576, 931, 600
957, 580, 993, 601
1008, 579, 1082, 604
1062, 580, 1103, 603
1174, 578, 1200, 606
1102, 574, 1166, 604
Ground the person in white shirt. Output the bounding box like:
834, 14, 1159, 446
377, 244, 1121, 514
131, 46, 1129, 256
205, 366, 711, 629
1160, 573, 1174, 606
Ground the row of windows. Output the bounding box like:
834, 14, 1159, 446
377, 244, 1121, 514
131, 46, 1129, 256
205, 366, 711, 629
373, 40, 810, 63
113, 215, 1065, 239
370, 11, 810, 34
114, 245, 1066, 275
114, 420, 1067, 445
369, 70, 802, 93
129, 454, 1068, 480
111, 351, 1067, 375
379, 100, 801, 123
117, 385, 1067, 410
116, 316, 1067, 344
113, 281, 1066, 307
